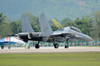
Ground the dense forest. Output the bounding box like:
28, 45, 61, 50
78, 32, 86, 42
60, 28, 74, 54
0, 12, 100, 40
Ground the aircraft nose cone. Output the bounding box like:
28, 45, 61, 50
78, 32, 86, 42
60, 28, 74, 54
89, 37, 93, 41
87, 36, 93, 41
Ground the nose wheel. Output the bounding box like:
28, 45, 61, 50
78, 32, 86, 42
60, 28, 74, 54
65, 39, 69, 48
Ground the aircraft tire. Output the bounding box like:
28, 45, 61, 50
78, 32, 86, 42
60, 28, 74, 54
35, 44, 40, 49
65, 45, 69, 48
1, 45, 4, 49
54, 43, 59, 48
8, 46, 11, 49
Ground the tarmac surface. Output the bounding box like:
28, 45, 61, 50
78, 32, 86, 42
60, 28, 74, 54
0, 47, 100, 53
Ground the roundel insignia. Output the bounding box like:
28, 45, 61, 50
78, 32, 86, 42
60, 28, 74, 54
5, 38, 9, 42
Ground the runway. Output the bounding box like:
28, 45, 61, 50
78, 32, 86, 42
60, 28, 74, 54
0, 47, 100, 53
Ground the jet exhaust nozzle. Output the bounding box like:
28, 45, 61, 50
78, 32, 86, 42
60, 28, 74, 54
17, 34, 28, 40
28, 32, 33, 39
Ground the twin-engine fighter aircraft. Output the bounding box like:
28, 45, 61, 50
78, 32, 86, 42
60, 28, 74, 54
9, 13, 93, 49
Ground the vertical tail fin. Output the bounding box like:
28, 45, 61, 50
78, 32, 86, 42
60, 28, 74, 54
40, 13, 53, 36
21, 14, 34, 32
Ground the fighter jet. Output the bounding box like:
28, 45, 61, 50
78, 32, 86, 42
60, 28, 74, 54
9, 13, 93, 49
0, 37, 25, 49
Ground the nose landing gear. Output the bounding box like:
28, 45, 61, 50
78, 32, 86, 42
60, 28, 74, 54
65, 39, 69, 48
35, 41, 40, 49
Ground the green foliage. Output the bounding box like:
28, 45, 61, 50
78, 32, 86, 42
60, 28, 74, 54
0, 13, 3, 23
24, 12, 40, 32
61, 18, 73, 26
49, 20, 58, 31
0, 13, 10, 23
30, 22, 40, 32
93, 11, 100, 17
0, 13, 12, 38
92, 11, 100, 40
0, 23, 12, 38
51, 24, 58, 31
10, 21, 21, 34
74, 17, 93, 36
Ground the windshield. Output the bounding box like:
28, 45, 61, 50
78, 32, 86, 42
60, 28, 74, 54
70, 27, 81, 33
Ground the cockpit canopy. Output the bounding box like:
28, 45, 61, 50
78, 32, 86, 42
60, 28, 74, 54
70, 26, 81, 33
55, 26, 81, 33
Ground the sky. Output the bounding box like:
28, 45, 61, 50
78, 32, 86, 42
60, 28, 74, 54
0, 0, 100, 21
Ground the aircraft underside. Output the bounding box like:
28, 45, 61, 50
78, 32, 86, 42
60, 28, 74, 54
21, 36, 69, 49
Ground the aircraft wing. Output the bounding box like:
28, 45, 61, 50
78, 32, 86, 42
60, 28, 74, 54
50, 32, 75, 39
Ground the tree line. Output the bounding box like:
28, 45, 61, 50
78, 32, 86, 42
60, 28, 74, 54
0, 12, 100, 41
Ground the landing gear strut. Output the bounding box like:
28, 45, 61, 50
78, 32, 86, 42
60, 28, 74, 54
65, 45, 69, 48
53, 39, 59, 49
8, 44, 11, 49
8, 46, 11, 49
65, 39, 69, 48
35, 41, 40, 49
1, 45, 4, 49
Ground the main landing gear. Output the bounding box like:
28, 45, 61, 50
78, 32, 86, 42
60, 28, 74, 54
53, 41, 69, 49
0, 45, 11, 49
1, 45, 4, 49
53, 38, 69, 49
53, 39, 59, 49
54, 43, 59, 48
65, 45, 69, 48
35, 41, 40, 49
65, 39, 69, 48
34, 39, 69, 49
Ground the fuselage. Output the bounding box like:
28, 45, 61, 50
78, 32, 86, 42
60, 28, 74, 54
53, 27, 93, 42
17, 27, 93, 42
